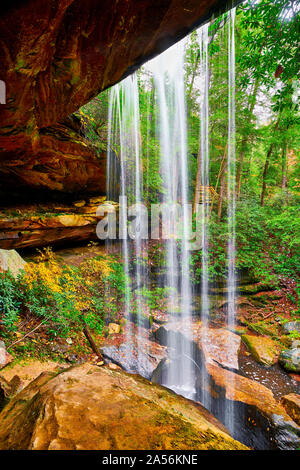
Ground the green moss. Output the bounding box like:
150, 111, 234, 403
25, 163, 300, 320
244, 320, 280, 340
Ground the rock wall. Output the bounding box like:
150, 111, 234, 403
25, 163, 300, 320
0, 0, 227, 195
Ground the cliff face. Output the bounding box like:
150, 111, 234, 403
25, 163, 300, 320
0, 0, 224, 195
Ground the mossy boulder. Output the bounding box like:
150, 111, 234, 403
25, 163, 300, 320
0, 363, 248, 450
241, 334, 281, 366
279, 348, 300, 373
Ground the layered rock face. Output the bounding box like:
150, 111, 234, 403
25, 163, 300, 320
0, 363, 248, 450
0, 0, 225, 195
0, 197, 117, 249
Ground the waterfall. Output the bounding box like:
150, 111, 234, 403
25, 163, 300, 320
197, 21, 211, 410
107, 74, 144, 371
145, 38, 195, 399
106, 5, 237, 430
225, 7, 236, 434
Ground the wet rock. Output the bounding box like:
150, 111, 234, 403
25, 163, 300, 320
282, 321, 300, 335
280, 394, 300, 426
101, 326, 167, 380
204, 362, 300, 450
154, 324, 181, 346
279, 348, 300, 373
0, 341, 13, 369
0, 249, 26, 278
154, 324, 241, 370
0, 364, 247, 450
197, 328, 241, 370
209, 283, 277, 296
241, 334, 280, 367
152, 356, 300, 450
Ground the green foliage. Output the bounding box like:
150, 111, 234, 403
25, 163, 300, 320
191, 198, 299, 285
0, 254, 126, 342
0, 271, 21, 333
136, 286, 177, 311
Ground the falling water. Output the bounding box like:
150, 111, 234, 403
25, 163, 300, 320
197, 21, 211, 410
106, 6, 237, 429
225, 7, 236, 434
107, 74, 144, 369
145, 38, 195, 399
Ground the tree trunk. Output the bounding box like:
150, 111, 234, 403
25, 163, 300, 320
193, 145, 202, 213
216, 147, 227, 220
260, 145, 272, 206
80, 311, 102, 359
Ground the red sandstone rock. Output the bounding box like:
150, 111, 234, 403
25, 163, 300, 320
0, 0, 225, 194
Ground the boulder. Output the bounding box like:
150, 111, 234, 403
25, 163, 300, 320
101, 326, 167, 380
0, 363, 248, 450
241, 334, 280, 367
279, 348, 300, 373
154, 323, 241, 370
0, 342, 13, 370
0, 249, 26, 278
280, 394, 300, 426
196, 327, 241, 370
